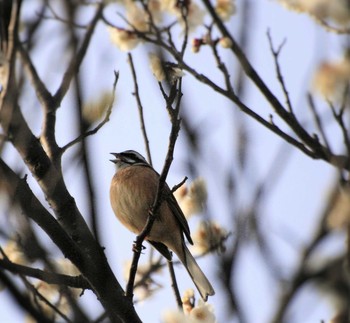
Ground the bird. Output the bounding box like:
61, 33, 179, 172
109, 150, 215, 301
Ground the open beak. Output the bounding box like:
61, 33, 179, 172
109, 152, 119, 163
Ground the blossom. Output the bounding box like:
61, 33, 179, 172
174, 178, 208, 218
189, 299, 216, 323
149, 53, 184, 83
215, 0, 236, 21
165, 1, 205, 32
162, 309, 188, 323
149, 53, 166, 82
192, 38, 203, 53
326, 186, 350, 230
108, 26, 140, 51
0, 240, 28, 292
147, 0, 163, 24
166, 64, 185, 83
163, 291, 216, 323
219, 36, 232, 49
191, 220, 228, 255
312, 57, 350, 102
278, 0, 350, 25
182, 288, 196, 314
125, 0, 149, 32
1, 240, 29, 265
0, 52, 8, 89
83, 92, 113, 125
180, 2, 206, 32
52, 258, 80, 276
123, 260, 162, 301
25, 258, 81, 322
25, 281, 72, 321
160, 0, 176, 12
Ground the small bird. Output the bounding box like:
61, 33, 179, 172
109, 150, 215, 301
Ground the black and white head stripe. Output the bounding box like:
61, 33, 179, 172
110, 150, 149, 166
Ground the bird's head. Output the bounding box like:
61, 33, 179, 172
110, 150, 149, 169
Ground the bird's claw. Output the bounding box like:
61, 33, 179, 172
132, 243, 146, 254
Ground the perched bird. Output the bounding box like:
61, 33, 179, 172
109, 150, 215, 300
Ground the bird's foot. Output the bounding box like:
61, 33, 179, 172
132, 242, 146, 254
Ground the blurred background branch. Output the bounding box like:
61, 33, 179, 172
1, 0, 350, 322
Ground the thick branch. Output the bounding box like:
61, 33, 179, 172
0, 258, 90, 289
0, 5, 139, 321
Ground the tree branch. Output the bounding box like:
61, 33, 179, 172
61, 71, 119, 153
126, 79, 183, 301
53, 2, 104, 104
128, 53, 153, 165
201, 0, 331, 161
0, 257, 89, 290
0, 269, 52, 323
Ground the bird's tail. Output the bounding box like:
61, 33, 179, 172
180, 244, 215, 301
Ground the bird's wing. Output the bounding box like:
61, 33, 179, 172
144, 165, 193, 245
165, 186, 193, 245
148, 241, 172, 260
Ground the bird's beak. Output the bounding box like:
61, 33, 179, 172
110, 152, 119, 163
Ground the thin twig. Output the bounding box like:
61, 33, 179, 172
267, 30, 294, 114
329, 100, 350, 159
179, 3, 189, 59
22, 276, 72, 323
132, 29, 326, 162
61, 71, 119, 153
307, 93, 332, 152
37, 2, 105, 160
270, 203, 329, 323
167, 261, 182, 308
0, 269, 52, 323
171, 176, 188, 193
126, 79, 183, 301
209, 28, 233, 93
18, 42, 54, 108
127, 53, 153, 165
0, 247, 75, 322
53, 2, 104, 104
310, 14, 350, 34
202, 0, 330, 161
37, 2, 87, 29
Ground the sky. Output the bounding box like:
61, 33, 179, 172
0, 0, 346, 322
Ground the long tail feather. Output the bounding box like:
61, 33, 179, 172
180, 244, 215, 301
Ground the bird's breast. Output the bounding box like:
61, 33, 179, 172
110, 166, 158, 234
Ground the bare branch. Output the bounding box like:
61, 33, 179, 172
0, 258, 89, 290
61, 71, 119, 154
128, 53, 153, 165
18, 42, 54, 108
202, 0, 331, 161
270, 189, 334, 323
307, 93, 332, 152
22, 276, 72, 323
171, 176, 188, 193
167, 261, 182, 308
0, 269, 52, 323
126, 79, 183, 301
329, 100, 350, 160
53, 2, 104, 104
267, 30, 294, 114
